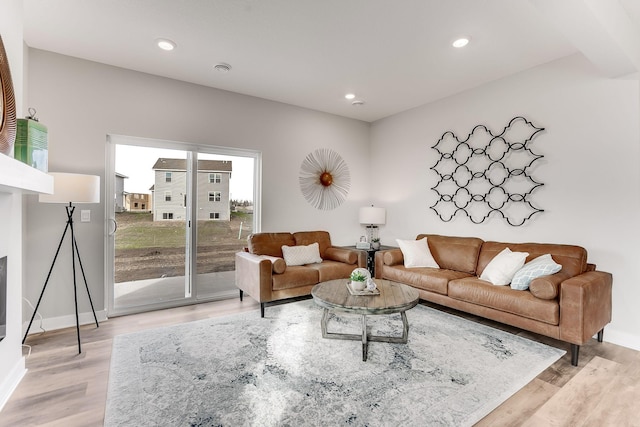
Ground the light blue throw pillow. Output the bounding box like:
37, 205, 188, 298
510, 254, 562, 290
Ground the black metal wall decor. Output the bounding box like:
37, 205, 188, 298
430, 116, 545, 226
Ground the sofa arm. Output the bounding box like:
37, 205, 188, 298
374, 249, 403, 279
324, 247, 359, 265
559, 270, 612, 345
235, 252, 274, 303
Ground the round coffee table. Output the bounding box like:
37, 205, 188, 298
311, 278, 419, 361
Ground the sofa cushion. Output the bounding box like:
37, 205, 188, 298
271, 266, 319, 290
416, 234, 483, 274
308, 260, 355, 282
479, 247, 529, 286
293, 231, 332, 258
380, 265, 471, 295
511, 254, 562, 290
396, 237, 439, 268
282, 243, 323, 266
478, 241, 587, 278
248, 232, 295, 258
449, 277, 559, 325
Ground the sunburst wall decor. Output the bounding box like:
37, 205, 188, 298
299, 148, 351, 210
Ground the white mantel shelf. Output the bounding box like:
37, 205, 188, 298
0, 153, 53, 194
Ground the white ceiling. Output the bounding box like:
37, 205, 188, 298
23, 0, 640, 122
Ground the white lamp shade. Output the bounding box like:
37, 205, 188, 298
39, 172, 101, 204
359, 206, 386, 225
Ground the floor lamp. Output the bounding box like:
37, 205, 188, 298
22, 172, 101, 353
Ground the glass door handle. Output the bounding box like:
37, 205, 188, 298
108, 218, 118, 236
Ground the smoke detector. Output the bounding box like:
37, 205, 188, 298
214, 63, 232, 73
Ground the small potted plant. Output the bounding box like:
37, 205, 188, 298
349, 270, 368, 291
371, 238, 381, 250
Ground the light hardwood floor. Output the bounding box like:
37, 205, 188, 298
1, 298, 638, 426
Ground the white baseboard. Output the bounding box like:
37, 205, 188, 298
23, 310, 108, 336
603, 327, 640, 352
0, 357, 26, 412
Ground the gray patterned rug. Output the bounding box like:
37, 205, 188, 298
104, 300, 564, 427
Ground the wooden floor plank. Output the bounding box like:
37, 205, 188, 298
1, 298, 638, 427
524, 356, 622, 427
476, 378, 559, 426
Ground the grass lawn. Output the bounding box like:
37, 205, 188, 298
114, 211, 253, 282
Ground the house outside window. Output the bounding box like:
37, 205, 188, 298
162, 212, 174, 219
151, 157, 233, 222
210, 212, 220, 219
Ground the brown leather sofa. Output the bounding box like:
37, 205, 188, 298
375, 234, 612, 366
236, 231, 366, 317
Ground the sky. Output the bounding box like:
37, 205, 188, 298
115, 145, 254, 201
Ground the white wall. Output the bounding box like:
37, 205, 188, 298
370, 53, 640, 350
0, 0, 27, 410
24, 49, 371, 322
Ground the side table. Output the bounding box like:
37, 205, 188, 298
343, 245, 396, 276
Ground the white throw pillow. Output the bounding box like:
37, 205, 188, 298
511, 254, 562, 290
281, 242, 323, 266
480, 247, 529, 286
396, 237, 439, 268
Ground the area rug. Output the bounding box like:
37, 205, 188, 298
104, 300, 565, 427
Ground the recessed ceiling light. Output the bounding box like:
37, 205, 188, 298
156, 38, 176, 51
352, 100, 365, 106
214, 63, 232, 73
345, 93, 356, 100
452, 36, 471, 48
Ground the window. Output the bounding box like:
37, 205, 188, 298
165, 172, 172, 183
141, 204, 146, 209
210, 212, 220, 219
162, 212, 174, 220
165, 191, 172, 202
209, 173, 221, 183
134, 202, 138, 208
208, 191, 221, 202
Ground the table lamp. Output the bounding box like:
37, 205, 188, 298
359, 206, 386, 245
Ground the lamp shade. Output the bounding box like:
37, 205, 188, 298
39, 172, 100, 204
359, 206, 386, 225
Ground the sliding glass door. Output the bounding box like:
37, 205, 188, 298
106, 135, 260, 316
194, 153, 255, 300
